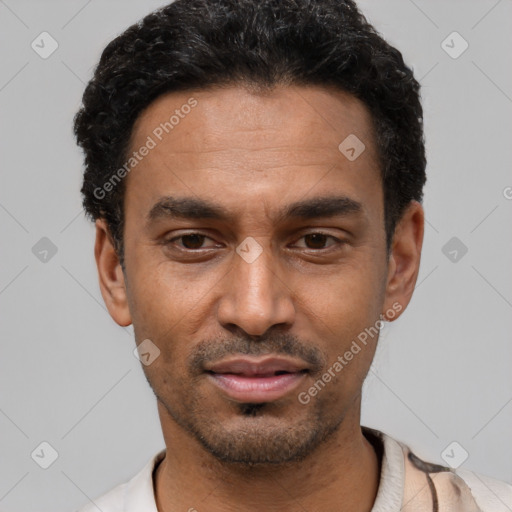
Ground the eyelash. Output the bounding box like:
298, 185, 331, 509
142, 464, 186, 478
164, 231, 345, 251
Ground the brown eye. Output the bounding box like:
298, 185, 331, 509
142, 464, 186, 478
177, 234, 207, 249
165, 233, 218, 250
303, 233, 330, 249
295, 232, 341, 250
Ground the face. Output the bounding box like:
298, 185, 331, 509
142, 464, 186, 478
95, 84, 423, 465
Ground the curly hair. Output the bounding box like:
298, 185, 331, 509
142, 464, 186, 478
74, 0, 426, 266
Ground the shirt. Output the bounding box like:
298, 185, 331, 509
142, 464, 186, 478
76, 427, 512, 511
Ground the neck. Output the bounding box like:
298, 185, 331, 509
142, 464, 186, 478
154, 402, 380, 512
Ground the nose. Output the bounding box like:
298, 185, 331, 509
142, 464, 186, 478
216, 239, 296, 337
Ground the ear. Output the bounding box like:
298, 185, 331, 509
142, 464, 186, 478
94, 219, 132, 327
382, 201, 424, 321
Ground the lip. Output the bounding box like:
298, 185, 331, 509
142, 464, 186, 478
205, 356, 309, 403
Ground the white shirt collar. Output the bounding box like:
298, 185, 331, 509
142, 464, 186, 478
122, 449, 164, 512
80, 428, 512, 512
364, 427, 405, 511
86, 427, 406, 512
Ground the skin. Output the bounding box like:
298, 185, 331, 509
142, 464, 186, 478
94, 84, 424, 512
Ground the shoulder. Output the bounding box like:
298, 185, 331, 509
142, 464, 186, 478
397, 437, 512, 512
75, 482, 127, 512
456, 468, 512, 512
74, 450, 165, 512
365, 427, 511, 512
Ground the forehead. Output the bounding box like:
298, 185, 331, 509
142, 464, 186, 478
124, 84, 382, 224
131, 84, 376, 157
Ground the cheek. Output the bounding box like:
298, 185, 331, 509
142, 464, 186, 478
126, 258, 220, 350
298, 258, 385, 379
306, 259, 385, 328
129, 258, 187, 314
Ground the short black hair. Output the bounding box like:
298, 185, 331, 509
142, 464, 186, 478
74, 0, 426, 266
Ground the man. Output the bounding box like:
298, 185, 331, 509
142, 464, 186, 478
73, 0, 511, 510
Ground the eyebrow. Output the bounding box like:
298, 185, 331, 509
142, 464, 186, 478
146, 194, 363, 226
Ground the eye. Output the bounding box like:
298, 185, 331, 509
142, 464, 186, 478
164, 231, 344, 252
293, 232, 343, 250
166, 233, 218, 250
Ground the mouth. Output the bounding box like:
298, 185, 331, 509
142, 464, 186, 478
204, 356, 310, 403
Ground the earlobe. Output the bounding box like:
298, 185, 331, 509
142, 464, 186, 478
382, 201, 424, 321
94, 219, 132, 327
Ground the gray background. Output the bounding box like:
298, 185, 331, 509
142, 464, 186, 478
0, 1, 511, 511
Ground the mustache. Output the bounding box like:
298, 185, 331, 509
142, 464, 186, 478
188, 332, 327, 375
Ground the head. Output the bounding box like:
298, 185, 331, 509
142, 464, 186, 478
74, 0, 426, 465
